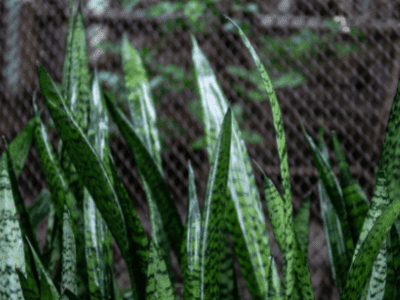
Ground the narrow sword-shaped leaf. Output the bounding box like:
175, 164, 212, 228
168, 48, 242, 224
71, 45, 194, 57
103, 91, 184, 264
0, 154, 26, 300
332, 132, 369, 244
191, 34, 274, 299
15, 267, 40, 300
37, 65, 140, 299
341, 174, 400, 299
122, 35, 174, 287
200, 107, 232, 300
318, 180, 348, 296
301, 124, 354, 263
61, 205, 77, 298
226, 17, 297, 298
3, 137, 41, 257
182, 161, 202, 300
293, 195, 311, 256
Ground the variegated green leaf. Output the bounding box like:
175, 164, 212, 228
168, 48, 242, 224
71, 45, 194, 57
200, 107, 232, 300
63, 287, 80, 300
61, 205, 77, 297
341, 172, 400, 299
182, 161, 202, 300
294, 195, 311, 256
3, 137, 41, 258
226, 17, 298, 298
145, 238, 175, 300
301, 124, 354, 265
318, 179, 347, 296
191, 33, 274, 299
37, 65, 140, 299
386, 218, 400, 298
122, 34, 174, 288
332, 131, 369, 244
103, 91, 184, 267
0, 155, 26, 300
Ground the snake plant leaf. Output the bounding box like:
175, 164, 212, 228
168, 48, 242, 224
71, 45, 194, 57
26, 237, 59, 300
42, 204, 61, 274
15, 267, 40, 300
182, 161, 202, 300
60, 0, 75, 101
267, 257, 283, 300
191, 33, 275, 300
122, 35, 174, 285
103, 91, 184, 265
200, 107, 232, 300
0, 155, 26, 300
332, 132, 369, 244
301, 124, 355, 261
28, 189, 51, 229
83, 68, 116, 300
61, 205, 78, 297
318, 179, 351, 296
3, 137, 41, 258
0, 115, 38, 178
226, 17, 299, 298
386, 218, 400, 298
37, 66, 141, 299
294, 195, 311, 256
342, 171, 400, 299
145, 238, 175, 300
350, 171, 389, 300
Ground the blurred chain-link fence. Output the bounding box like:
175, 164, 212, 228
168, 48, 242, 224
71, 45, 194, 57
1, 0, 400, 299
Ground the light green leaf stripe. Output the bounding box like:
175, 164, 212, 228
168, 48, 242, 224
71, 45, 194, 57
103, 91, 184, 265
191, 34, 274, 299
341, 178, 400, 299
225, 16, 296, 298
182, 161, 202, 300
145, 239, 175, 300
332, 132, 369, 244
294, 195, 311, 256
0, 155, 25, 300
3, 137, 41, 258
37, 65, 139, 299
200, 108, 232, 300
318, 180, 348, 296
61, 205, 77, 297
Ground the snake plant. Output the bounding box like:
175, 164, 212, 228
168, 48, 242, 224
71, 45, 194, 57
1, 1, 400, 299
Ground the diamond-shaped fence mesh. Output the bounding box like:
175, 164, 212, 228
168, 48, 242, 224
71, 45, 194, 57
1, 0, 400, 299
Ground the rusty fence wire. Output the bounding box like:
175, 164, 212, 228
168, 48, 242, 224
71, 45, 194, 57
1, 0, 400, 299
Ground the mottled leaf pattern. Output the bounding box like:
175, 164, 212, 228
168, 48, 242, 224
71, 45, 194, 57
332, 132, 369, 244
200, 108, 232, 299
0, 155, 26, 300
37, 65, 139, 298
293, 195, 311, 256
226, 17, 297, 298
145, 239, 175, 300
28, 189, 51, 229
15, 267, 40, 300
191, 33, 274, 299
342, 171, 400, 299
61, 205, 77, 297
